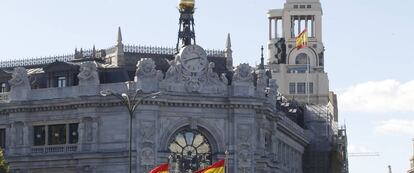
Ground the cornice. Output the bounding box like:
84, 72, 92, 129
0, 97, 268, 115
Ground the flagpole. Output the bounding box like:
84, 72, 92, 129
225, 150, 229, 173
306, 54, 310, 104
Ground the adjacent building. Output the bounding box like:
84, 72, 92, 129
0, 0, 347, 172
409, 139, 414, 173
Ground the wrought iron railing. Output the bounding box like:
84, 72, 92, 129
0, 55, 75, 68
0, 45, 226, 69
123, 44, 226, 57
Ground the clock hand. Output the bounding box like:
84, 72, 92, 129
184, 56, 201, 62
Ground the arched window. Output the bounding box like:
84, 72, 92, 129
169, 129, 212, 172
295, 53, 310, 65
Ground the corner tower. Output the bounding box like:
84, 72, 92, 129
267, 0, 328, 104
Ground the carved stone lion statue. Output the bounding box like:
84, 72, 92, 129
78, 62, 99, 86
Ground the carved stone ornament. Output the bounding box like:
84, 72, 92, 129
9, 67, 31, 101
78, 62, 99, 86
136, 58, 158, 78
140, 121, 155, 143
141, 147, 155, 166
9, 67, 30, 89
233, 64, 253, 83
160, 45, 227, 94
164, 60, 182, 82
238, 124, 251, 144
221, 73, 228, 86
135, 58, 163, 92
238, 148, 251, 168
140, 147, 155, 173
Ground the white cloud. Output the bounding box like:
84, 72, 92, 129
375, 119, 414, 135
338, 80, 414, 112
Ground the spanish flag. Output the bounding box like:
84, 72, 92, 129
149, 163, 169, 173
295, 28, 308, 50
194, 160, 225, 173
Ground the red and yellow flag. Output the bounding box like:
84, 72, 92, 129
149, 163, 169, 173
194, 160, 225, 173
295, 28, 308, 50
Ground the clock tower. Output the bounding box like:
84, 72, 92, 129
267, 0, 328, 105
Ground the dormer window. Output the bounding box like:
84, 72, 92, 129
0, 83, 6, 93
57, 76, 67, 88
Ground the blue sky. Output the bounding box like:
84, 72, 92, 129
1, 0, 414, 172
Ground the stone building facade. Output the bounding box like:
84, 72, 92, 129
0, 0, 347, 172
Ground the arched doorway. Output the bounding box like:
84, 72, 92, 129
168, 128, 212, 172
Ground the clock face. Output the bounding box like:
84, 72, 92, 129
179, 45, 207, 73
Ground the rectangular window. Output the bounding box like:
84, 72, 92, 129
297, 82, 306, 94
34, 123, 79, 146
34, 126, 46, 146
69, 123, 79, 144
57, 76, 67, 88
289, 83, 296, 94
0, 129, 5, 149
48, 124, 66, 145
0, 83, 6, 93
308, 82, 314, 94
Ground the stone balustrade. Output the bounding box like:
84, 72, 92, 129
31, 144, 78, 154
0, 92, 9, 102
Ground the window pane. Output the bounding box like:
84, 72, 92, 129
0, 83, 6, 93
289, 83, 296, 94
295, 53, 310, 65
69, 123, 79, 144
0, 129, 5, 149
34, 126, 46, 146
309, 82, 314, 94
48, 124, 66, 145
297, 83, 306, 94
57, 77, 67, 88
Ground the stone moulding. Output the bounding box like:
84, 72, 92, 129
0, 98, 265, 115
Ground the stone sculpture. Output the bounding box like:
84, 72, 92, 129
78, 62, 99, 86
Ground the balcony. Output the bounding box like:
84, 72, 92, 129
31, 144, 78, 154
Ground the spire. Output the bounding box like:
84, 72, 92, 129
225, 33, 231, 50
92, 45, 96, 58
224, 33, 233, 71
259, 46, 265, 70
117, 26, 123, 44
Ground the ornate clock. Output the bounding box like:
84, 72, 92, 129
179, 45, 208, 73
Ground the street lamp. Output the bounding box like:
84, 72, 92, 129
100, 88, 161, 173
